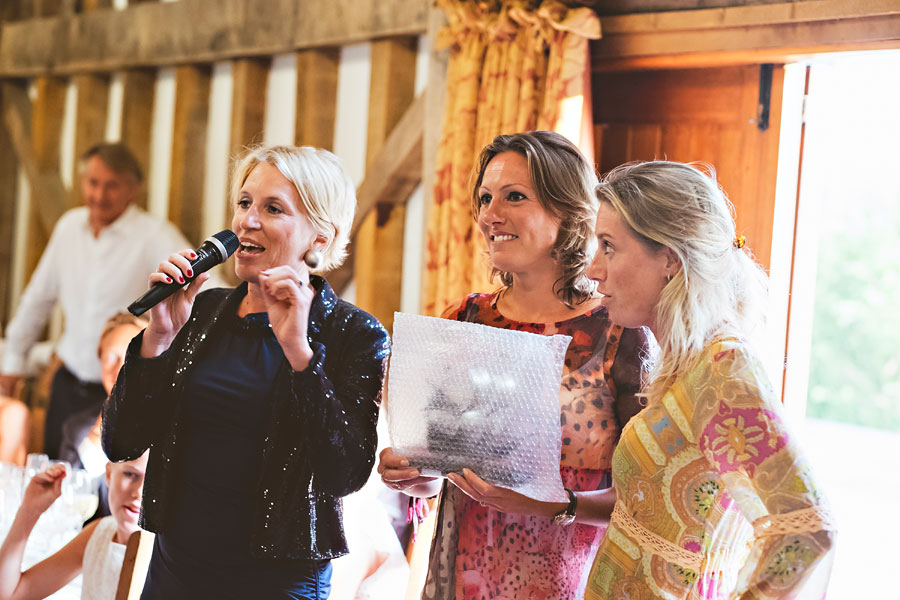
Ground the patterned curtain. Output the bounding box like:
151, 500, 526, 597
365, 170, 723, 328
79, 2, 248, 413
423, 0, 601, 316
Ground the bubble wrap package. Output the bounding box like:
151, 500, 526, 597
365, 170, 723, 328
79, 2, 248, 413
387, 312, 571, 503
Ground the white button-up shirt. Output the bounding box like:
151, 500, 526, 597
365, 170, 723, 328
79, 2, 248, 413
3, 205, 199, 382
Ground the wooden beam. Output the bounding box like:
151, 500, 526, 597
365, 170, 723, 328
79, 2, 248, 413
353, 94, 425, 235
592, 0, 900, 70
294, 47, 339, 151
168, 65, 210, 246
0, 0, 428, 77
350, 36, 417, 331
120, 68, 155, 209
229, 57, 269, 156
72, 73, 109, 195
0, 110, 18, 327
35, 0, 73, 18
1, 80, 68, 279
80, 0, 112, 11
1, 0, 30, 21
27, 76, 68, 278
329, 93, 424, 296
215, 57, 269, 287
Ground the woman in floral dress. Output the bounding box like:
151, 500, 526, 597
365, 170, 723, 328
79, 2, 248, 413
572, 161, 835, 599
378, 131, 648, 599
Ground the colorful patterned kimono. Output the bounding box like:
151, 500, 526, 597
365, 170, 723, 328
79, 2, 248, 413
585, 337, 835, 600
422, 293, 648, 600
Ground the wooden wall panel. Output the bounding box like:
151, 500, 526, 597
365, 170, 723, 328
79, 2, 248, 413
120, 68, 156, 208
294, 47, 339, 150
353, 36, 417, 332
169, 65, 211, 246
594, 64, 785, 269
230, 57, 269, 157
28, 77, 67, 279
34, 0, 71, 17
80, 0, 112, 10
0, 114, 18, 327
218, 57, 270, 287
72, 73, 110, 195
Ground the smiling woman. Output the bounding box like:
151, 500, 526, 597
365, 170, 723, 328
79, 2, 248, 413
101, 145, 391, 600
378, 131, 649, 599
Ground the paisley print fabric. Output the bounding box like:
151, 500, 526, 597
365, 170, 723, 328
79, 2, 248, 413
422, 292, 648, 600
585, 338, 835, 600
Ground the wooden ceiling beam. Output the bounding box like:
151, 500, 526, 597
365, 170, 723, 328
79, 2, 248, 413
593, 0, 900, 70
0, 0, 428, 77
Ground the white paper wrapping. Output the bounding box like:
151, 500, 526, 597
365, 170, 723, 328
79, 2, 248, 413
387, 312, 570, 503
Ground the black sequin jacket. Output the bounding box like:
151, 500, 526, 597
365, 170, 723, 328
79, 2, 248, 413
101, 277, 390, 560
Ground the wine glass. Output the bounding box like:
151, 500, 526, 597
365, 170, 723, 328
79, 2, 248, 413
68, 469, 99, 522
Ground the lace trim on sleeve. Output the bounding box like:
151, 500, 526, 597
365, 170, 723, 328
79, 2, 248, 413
612, 501, 702, 570
752, 506, 837, 537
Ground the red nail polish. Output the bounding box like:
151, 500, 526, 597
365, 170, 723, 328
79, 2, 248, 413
178, 277, 184, 284
166, 277, 173, 283
186, 269, 193, 277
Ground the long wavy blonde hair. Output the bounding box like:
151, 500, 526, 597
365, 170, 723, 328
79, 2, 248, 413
596, 161, 768, 402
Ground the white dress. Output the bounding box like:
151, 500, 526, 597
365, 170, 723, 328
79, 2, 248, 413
80, 517, 126, 600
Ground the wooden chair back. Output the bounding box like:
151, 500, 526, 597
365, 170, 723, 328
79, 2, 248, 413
114, 529, 154, 600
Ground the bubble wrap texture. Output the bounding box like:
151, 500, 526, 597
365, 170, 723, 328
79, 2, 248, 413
388, 312, 570, 503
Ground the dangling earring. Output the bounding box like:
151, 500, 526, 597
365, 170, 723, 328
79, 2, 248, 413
303, 249, 322, 269
666, 273, 672, 283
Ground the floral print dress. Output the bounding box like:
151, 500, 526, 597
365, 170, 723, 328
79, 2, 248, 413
422, 292, 648, 600
584, 337, 835, 600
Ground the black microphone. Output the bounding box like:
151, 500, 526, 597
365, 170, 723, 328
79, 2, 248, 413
128, 230, 239, 317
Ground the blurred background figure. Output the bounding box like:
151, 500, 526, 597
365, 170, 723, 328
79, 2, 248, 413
0, 452, 148, 600
0, 143, 193, 463
0, 398, 28, 466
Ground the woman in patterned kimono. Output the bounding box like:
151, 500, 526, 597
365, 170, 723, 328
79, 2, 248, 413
572, 161, 834, 599
378, 131, 649, 599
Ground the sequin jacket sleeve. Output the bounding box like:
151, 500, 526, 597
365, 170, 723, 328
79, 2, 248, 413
102, 279, 391, 560
687, 340, 835, 599
101, 329, 176, 462
283, 307, 390, 496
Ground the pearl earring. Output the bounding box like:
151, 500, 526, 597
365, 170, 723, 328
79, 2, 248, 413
303, 249, 322, 269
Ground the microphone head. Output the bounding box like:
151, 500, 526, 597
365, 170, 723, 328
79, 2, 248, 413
205, 230, 239, 261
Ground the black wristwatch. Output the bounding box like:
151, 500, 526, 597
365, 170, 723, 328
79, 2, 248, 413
552, 488, 577, 526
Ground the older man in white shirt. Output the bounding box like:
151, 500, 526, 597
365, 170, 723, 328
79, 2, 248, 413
0, 143, 199, 462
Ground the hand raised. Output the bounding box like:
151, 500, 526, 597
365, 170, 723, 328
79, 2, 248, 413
21, 464, 67, 517
258, 265, 314, 370
142, 249, 209, 357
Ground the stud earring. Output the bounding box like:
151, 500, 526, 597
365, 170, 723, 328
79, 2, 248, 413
303, 249, 322, 269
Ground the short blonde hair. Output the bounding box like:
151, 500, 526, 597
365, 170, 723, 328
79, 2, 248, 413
596, 161, 768, 402
472, 131, 600, 308
229, 145, 356, 273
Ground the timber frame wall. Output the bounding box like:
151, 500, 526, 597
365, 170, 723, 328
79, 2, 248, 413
1, 0, 899, 337
0, 0, 447, 337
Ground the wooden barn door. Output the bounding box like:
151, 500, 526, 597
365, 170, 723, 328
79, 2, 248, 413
592, 65, 787, 270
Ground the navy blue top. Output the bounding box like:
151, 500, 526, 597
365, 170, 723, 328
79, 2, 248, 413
145, 311, 328, 597
105, 279, 390, 561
